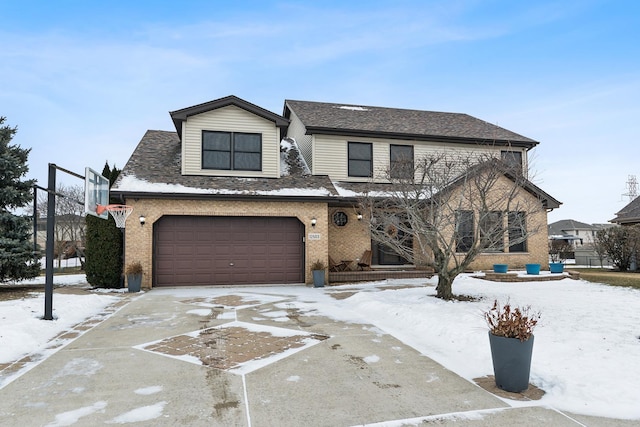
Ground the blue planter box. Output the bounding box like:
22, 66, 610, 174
549, 263, 564, 273
525, 264, 541, 275
493, 264, 508, 273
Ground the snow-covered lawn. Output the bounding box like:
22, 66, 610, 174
1, 273, 639, 420
312, 275, 640, 419
0, 274, 121, 367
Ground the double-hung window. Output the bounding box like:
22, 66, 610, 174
348, 142, 373, 177
508, 211, 527, 252
202, 131, 262, 171
390, 144, 414, 179
455, 210, 474, 253
501, 150, 523, 174
479, 210, 504, 252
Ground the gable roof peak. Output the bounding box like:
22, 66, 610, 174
170, 95, 289, 137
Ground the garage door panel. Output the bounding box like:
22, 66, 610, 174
194, 246, 217, 256
193, 259, 214, 269
173, 246, 195, 256
195, 233, 215, 242
154, 216, 304, 286
157, 246, 176, 257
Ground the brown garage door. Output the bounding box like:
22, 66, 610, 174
154, 216, 305, 286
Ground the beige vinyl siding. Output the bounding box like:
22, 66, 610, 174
312, 135, 519, 182
285, 110, 313, 170
182, 105, 280, 178
413, 143, 504, 164
313, 135, 347, 177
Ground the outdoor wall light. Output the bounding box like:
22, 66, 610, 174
357, 213, 363, 221
139, 215, 146, 226
311, 218, 317, 227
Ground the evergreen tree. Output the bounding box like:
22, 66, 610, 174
85, 162, 123, 288
0, 117, 40, 282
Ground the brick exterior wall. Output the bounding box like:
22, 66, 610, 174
123, 198, 327, 288
464, 207, 549, 271
455, 176, 550, 271
323, 203, 549, 272
327, 207, 371, 268
123, 183, 550, 288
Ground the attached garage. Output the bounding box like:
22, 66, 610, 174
154, 216, 305, 286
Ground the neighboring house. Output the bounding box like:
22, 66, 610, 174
547, 219, 612, 247
548, 219, 615, 266
611, 196, 640, 226
111, 95, 560, 288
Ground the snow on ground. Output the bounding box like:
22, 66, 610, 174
2, 272, 640, 420
307, 275, 640, 420
13, 271, 88, 287
0, 274, 119, 366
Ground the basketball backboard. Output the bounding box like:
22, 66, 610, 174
85, 167, 110, 219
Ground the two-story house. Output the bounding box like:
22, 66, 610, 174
111, 95, 560, 288
548, 219, 594, 247
611, 196, 640, 226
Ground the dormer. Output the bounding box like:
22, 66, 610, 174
171, 96, 289, 178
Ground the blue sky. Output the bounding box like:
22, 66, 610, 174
2, 0, 639, 224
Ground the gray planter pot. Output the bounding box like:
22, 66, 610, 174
488, 332, 534, 392
127, 274, 142, 293
312, 270, 325, 288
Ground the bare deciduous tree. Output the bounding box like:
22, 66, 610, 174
36, 184, 86, 269
359, 151, 545, 300
594, 225, 640, 271
591, 230, 610, 268
548, 240, 573, 263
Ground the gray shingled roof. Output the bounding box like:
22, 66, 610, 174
112, 129, 558, 208
284, 100, 538, 147
548, 219, 594, 235
611, 196, 640, 224
111, 130, 339, 199
334, 164, 561, 211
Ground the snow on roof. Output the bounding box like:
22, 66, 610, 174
280, 138, 310, 177
114, 174, 333, 197
331, 182, 360, 198
331, 181, 433, 199
337, 105, 369, 111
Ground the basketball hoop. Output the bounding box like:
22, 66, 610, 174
96, 204, 133, 228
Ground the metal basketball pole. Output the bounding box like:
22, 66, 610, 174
44, 164, 56, 320
43, 163, 85, 321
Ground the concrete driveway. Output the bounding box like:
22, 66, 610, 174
0, 285, 629, 426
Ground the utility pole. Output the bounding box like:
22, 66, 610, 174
622, 175, 638, 202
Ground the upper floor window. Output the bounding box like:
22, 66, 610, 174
348, 142, 373, 177
501, 150, 523, 173
202, 131, 262, 171
390, 144, 414, 179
